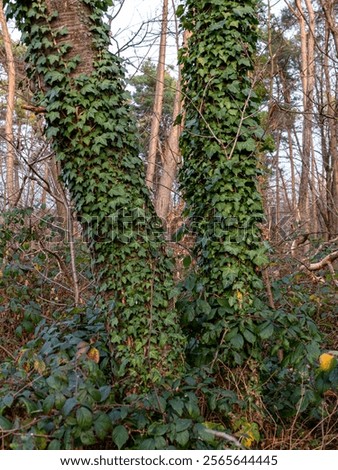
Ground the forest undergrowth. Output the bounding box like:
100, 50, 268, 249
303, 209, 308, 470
0, 207, 337, 450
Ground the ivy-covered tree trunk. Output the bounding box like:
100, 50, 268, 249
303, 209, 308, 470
178, 0, 269, 366
6, 0, 185, 391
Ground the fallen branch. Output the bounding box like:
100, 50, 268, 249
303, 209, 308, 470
299, 250, 338, 287
21, 103, 46, 113
205, 429, 244, 449
301, 250, 338, 271
291, 233, 309, 257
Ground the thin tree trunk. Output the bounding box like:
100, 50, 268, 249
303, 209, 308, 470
321, 0, 338, 237
287, 128, 297, 213
146, 0, 168, 193
155, 77, 182, 221
49, 155, 67, 226
321, 11, 338, 237
310, 140, 318, 234
295, 0, 315, 232
0, 0, 17, 207
41, 163, 48, 207
279, 68, 297, 215
155, 3, 183, 221
274, 132, 281, 242
320, 0, 338, 53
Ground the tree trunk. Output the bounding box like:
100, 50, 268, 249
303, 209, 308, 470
11, 0, 185, 392
0, 0, 17, 207
49, 154, 68, 225
320, 0, 338, 237
179, 0, 268, 367
155, 77, 182, 221
295, 0, 315, 232
145, 0, 168, 193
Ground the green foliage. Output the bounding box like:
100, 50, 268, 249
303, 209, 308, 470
5, 0, 185, 391
260, 274, 337, 421
0, 214, 252, 451
262, 354, 338, 422
1, 0, 335, 451
0, 303, 111, 449
178, 0, 269, 366
0, 307, 243, 450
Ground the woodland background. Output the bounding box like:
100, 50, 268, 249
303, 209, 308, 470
0, 0, 337, 450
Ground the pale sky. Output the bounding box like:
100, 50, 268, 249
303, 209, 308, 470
110, 0, 179, 75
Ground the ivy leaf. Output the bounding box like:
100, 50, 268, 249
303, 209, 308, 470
20, 397, 38, 414
48, 440, 61, 450
94, 413, 112, 440
45, 126, 59, 139
176, 4, 185, 17
112, 425, 129, 449
62, 397, 77, 417
99, 385, 111, 402
148, 423, 169, 436
42, 394, 55, 414
47, 54, 59, 65
175, 418, 192, 433
80, 430, 97, 446
45, 70, 65, 84
194, 423, 216, 443
242, 329, 256, 344
243, 138, 256, 152
76, 407, 93, 430
259, 322, 274, 340
81, 83, 96, 95
139, 438, 156, 450
230, 333, 244, 349
2, 394, 14, 407
169, 398, 184, 416
0, 415, 13, 430
48, 111, 60, 123
175, 430, 190, 447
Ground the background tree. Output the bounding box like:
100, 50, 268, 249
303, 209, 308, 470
131, 59, 182, 221
130, 59, 176, 172
145, 0, 169, 193
0, 0, 17, 206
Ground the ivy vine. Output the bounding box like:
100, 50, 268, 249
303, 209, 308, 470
5, 0, 185, 391
177, 0, 270, 366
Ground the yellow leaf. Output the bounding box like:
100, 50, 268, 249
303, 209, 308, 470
319, 353, 336, 372
236, 421, 260, 449
242, 430, 255, 448
236, 290, 243, 307
34, 358, 46, 375
87, 347, 100, 363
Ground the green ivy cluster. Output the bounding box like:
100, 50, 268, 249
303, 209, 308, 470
5, 0, 185, 390
0, 318, 242, 450
177, 1, 271, 366
0, 214, 329, 449
0, 211, 242, 450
